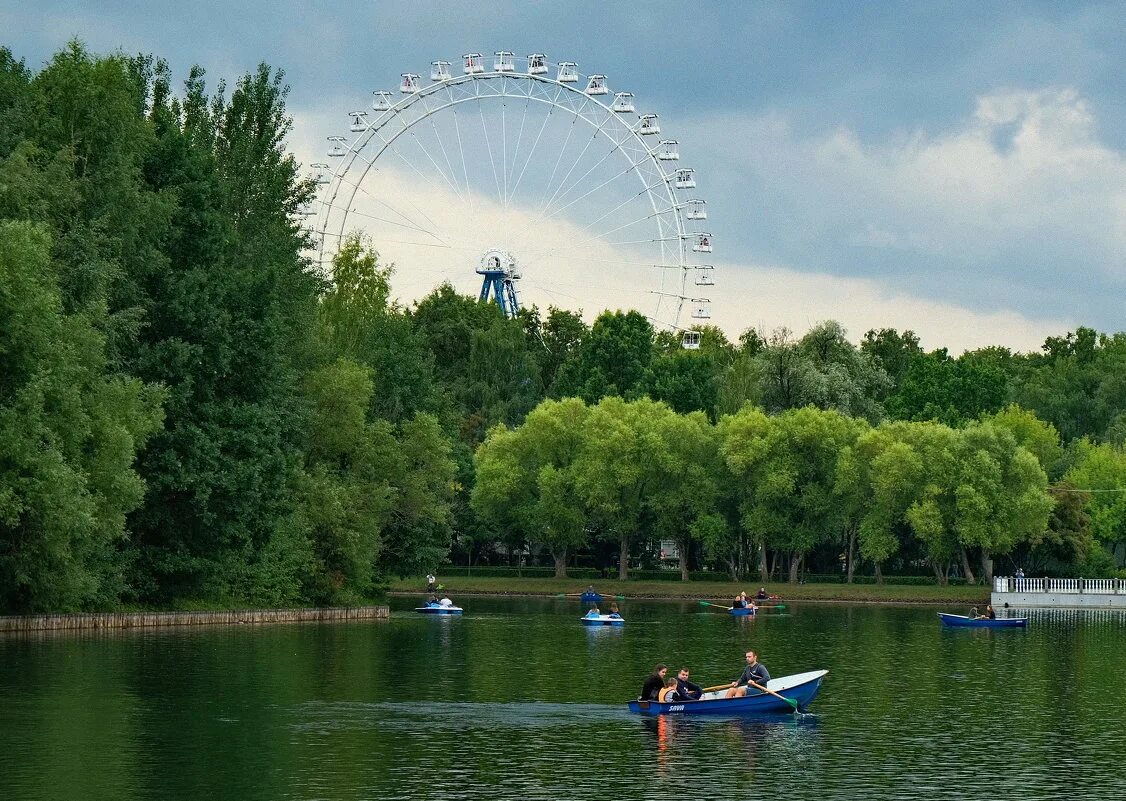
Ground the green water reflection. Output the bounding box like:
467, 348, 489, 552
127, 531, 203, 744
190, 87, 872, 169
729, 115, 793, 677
1, 598, 1123, 800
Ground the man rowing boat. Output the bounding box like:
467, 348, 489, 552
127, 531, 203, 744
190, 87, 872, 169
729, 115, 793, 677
725, 649, 771, 698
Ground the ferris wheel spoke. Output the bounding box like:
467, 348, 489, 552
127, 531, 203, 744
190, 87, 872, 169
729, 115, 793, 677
344, 146, 452, 246
505, 95, 532, 209
449, 106, 476, 213
509, 90, 559, 203
540, 150, 662, 226
478, 99, 505, 207
535, 125, 638, 224
318, 200, 442, 238
534, 115, 614, 221
418, 92, 470, 205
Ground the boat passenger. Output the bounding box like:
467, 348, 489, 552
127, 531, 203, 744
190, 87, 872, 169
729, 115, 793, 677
755, 587, 769, 601
983, 605, 997, 620
438, 596, 454, 607
675, 668, 703, 701
658, 677, 680, 702
608, 603, 622, 619
585, 605, 601, 618
725, 650, 771, 699
640, 664, 668, 701
732, 594, 746, 609
970, 606, 979, 619
427, 595, 439, 607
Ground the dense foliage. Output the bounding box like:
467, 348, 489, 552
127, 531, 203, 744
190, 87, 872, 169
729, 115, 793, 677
2, 44, 1125, 611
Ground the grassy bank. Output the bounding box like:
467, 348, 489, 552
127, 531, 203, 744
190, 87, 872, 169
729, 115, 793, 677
390, 576, 991, 604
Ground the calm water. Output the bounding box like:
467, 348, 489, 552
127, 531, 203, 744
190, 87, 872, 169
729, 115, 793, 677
1, 598, 1124, 800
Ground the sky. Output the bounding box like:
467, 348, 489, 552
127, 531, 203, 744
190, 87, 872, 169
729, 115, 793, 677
4, 1, 1125, 353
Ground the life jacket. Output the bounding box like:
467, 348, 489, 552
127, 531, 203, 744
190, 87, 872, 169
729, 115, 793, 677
658, 686, 678, 702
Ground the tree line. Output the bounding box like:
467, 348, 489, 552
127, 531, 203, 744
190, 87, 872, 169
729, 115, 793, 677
1, 44, 1124, 612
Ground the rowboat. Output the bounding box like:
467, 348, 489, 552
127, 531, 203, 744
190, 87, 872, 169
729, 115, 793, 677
938, 613, 1026, 628
581, 614, 624, 627
415, 604, 463, 615
579, 591, 602, 604
729, 606, 756, 617
628, 670, 828, 715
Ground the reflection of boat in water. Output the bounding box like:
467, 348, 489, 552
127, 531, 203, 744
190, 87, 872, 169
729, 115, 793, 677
581, 613, 624, 627
938, 613, 1026, 628
628, 670, 827, 715
415, 604, 463, 615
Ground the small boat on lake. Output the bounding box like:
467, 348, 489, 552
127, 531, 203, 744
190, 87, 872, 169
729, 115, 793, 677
938, 613, 1026, 628
729, 606, 756, 617
579, 591, 602, 604
628, 670, 827, 715
581, 613, 624, 627
416, 603, 463, 615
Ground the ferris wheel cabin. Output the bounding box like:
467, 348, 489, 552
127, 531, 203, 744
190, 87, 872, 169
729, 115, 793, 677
349, 111, 368, 132
527, 53, 548, 75
372, 91, 393, 111
585, 75, 609, 95
691, 304, 711, 320
463, 53, 485, 74
657, 140, 680, 160
692, 233, 712, 253
494, 51, 515, 72
557, 62, 578, 83
694, 265, 715, 286
682, 331, 702, 350
311, 163, 330, 185
431, 61, 452, 81
400, 73, 420, 93
674, 168, 696, 189
326, 135, 347, 158
612, 92, 636, 113
638, 114, 660, 135
685, 199, 707, 220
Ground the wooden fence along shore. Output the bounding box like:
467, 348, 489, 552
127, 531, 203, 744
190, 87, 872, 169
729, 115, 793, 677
0, 605, 390, 633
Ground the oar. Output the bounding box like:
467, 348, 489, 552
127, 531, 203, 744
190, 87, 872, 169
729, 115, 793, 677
697, 600, 734, 610
701, 683, 734, 692
555, 593, 626, 599
747, 679, 800, 711
756, 603, 787, 610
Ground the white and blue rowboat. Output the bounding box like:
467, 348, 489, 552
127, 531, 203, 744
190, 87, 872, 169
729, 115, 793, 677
938, 613, 1026, 628
628, 670, 828, 715
415, 604, 463, 615
581, 614, 624, 627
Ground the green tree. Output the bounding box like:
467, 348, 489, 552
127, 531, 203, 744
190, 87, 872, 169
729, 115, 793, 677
553, 310, 654, 403
0, 221, 163, 612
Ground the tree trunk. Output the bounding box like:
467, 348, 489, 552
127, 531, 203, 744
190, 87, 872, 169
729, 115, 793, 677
679, 540, 690, 582
758, 542, 768, 583
769, 550, 779, 581
618, 537, 630, 580
553, 548, 568, 579
931, 560, 946, 585
960, 545, 977, 585
874, 562, 884, 585
980, 549, 993, 582
846, 528, 856, 584
788, 551, 801, 583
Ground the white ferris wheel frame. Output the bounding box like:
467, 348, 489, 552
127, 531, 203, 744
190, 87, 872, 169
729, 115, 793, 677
313, 55, 712, 330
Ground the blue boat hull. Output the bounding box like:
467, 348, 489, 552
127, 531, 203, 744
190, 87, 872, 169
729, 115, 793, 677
579, 592, 602, 604
628, 670, 827, 716
729, 606, 756, 616
415, 606, 463, 615
938, 613, 1026, 628
581, 615, 624, 626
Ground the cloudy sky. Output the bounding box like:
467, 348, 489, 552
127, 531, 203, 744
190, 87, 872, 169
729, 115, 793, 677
4, 1, 1124, 353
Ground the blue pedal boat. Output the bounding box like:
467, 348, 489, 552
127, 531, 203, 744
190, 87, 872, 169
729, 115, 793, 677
416, 604, 463, 615
581, 613, 624, 627
938, 613, 1026, 628
729, 606, 756, 617
628, 670, 828, 716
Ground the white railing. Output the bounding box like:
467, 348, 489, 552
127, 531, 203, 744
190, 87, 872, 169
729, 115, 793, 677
994, 576, 1125, 594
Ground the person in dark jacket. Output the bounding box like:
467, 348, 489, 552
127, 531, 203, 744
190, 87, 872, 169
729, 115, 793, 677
675, 668, 703, 701
725, 650, 771, 698
640, 664, 668, 700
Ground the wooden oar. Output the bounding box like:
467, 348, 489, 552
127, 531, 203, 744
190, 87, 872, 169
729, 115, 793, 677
701, 683, 734, 692
747, 678, 800, 711
697, 600, 734, 610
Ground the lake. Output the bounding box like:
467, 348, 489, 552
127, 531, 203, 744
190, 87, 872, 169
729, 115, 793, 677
1, 597, 1124, 800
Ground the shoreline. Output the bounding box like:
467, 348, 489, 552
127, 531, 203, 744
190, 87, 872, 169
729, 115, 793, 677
389, 577, 991, 605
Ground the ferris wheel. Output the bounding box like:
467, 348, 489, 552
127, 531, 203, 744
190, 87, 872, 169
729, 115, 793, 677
308, 51, 713, 344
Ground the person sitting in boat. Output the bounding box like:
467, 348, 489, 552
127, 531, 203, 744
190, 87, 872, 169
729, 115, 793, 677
438, 596, 454, 607
427, 595, 439, 607
585, 605, 601, 618
755, 587, 769, 601
608, 603, 622, 619
675, 668, 703, 701
732, 593, 746, 609
640, 664, 668, 700
725, 649, 771, 699
970, 606, 980, 618
658, 677, 681, 702
977, 605, 997, 620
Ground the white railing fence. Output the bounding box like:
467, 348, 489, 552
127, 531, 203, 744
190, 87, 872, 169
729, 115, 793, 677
994, 576, 1125, 594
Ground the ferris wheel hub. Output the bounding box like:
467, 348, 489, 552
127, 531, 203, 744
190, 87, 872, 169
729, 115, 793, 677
477, 248, 520, 279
